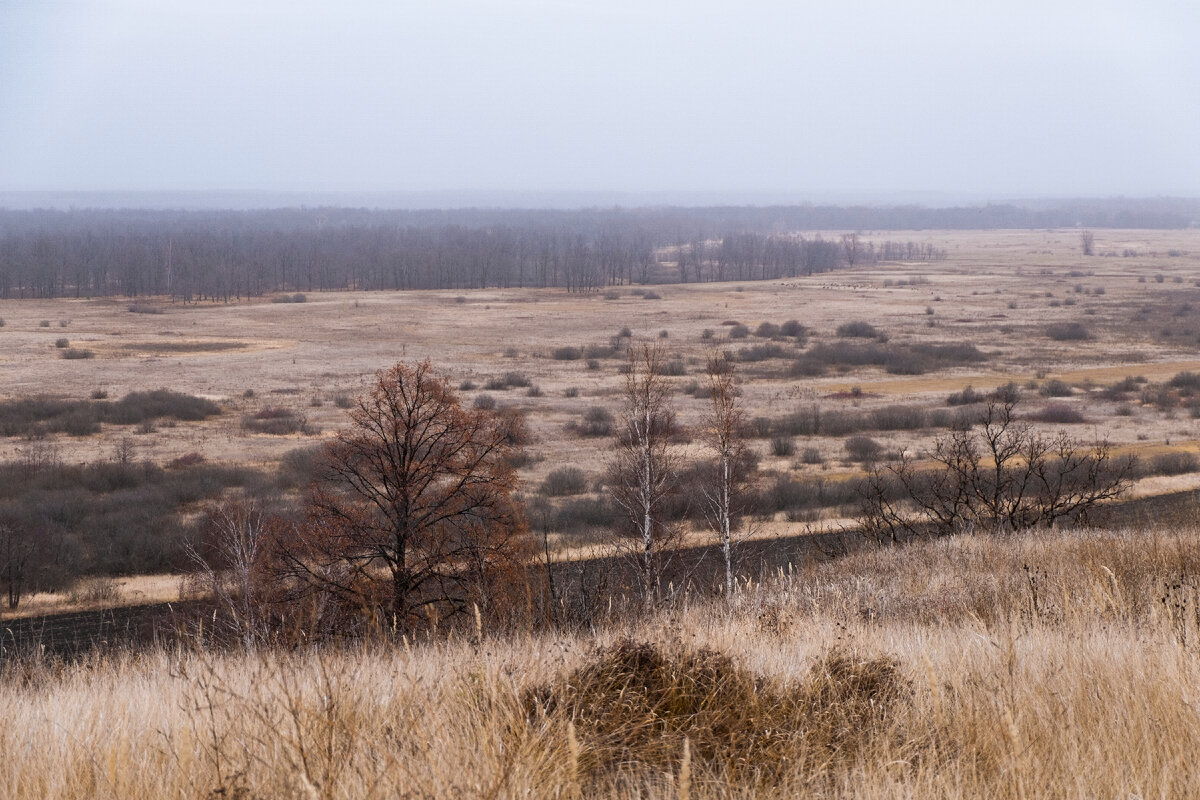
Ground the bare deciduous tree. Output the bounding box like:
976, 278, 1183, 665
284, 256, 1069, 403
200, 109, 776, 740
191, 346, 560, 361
701, 352, 750, 595
1080, 230, 1095, 256
609, 343, 680, 605
859, 398, 1135, 542
285, 360, 530, 629
0, 523, 37, 610
185, 499, 281, 648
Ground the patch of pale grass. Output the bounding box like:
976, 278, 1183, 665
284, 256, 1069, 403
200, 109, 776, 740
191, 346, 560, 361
4, 526, 1200, 798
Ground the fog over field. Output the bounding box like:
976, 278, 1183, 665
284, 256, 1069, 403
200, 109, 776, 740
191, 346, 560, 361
2, 1, 1198, 198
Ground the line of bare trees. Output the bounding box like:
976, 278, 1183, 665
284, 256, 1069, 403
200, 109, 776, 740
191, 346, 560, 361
0, 207, 959, 300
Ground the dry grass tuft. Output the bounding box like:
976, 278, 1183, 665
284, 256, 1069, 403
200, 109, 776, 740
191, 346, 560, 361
526, 639, 907, 784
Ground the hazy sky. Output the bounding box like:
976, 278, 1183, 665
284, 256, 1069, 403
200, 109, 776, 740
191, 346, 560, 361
2, 0, 1198, 198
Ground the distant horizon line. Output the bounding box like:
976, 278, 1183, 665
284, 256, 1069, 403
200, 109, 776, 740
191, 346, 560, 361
1, 189, 1197, 212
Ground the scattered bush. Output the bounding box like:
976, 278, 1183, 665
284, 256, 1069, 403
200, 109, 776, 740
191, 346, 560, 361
127, 303, 163, 314
271, 293, 307, 303
242, 407, 311, 435
989, 382, 1022, 403
738, 343, 790, 362
569, 406, 615, 437
1149, 451, 1200, 476
473, 394, 497, 410
946, 385, 984, 406
1046, 322, 1091, 341
770, 436, 796, 457
552, 346, 583, 361
540, 467, 589, 497
728, 324, 750, 339
60, 348, 94, 360
1169, 371, 1200, 390
836, 321, 878, 338
844, 435, 883, 463
779, 320, 806, 339
800, 447, 824, 465
553, 496, 617, 535
754, 322, 780, 338
1037, 379, 1073, 398
484, 372, 531, 390
54, 338, 69, 348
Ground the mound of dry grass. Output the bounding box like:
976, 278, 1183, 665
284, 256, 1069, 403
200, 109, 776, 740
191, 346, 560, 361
526, 639, 908, 784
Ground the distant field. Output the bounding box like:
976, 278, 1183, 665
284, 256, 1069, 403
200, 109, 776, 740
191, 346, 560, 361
2, 227, 1200, 612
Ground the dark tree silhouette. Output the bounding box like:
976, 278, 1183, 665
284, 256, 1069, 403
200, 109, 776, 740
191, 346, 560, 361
286, 361, 530, 627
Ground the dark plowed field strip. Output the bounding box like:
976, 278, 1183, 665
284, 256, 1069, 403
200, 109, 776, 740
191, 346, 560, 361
1, 602, 189, 659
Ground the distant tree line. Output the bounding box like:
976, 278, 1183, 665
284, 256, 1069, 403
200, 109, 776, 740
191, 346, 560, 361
0, 198, 1188, 299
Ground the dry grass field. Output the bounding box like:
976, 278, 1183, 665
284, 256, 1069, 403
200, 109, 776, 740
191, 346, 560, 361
4, 228, 1200, 614
5, 228, 1200, 797
4, 524, 1200, 799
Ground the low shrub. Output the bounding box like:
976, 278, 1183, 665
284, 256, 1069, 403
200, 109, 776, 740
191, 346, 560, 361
241, 407, 310, 435
540, 467, 589, 497
738, 343, 790, 362
845, 435, 882, 463
800, 447, 824, 465
779, 320, 806, 338
1038, 379, 1074, 398
553, 496, 617, 535
1046, 322, 1091, 341
946, 385, 984, 406
836, 321, 878, 338
568, 406, 615, 437
728, 324, 750, 339
484, 372, 531, 391
770, 436, 796, 457
60, 348, 94, 360
1149, 451, 1200, 476
754, 322, 781, 338
551, 346, 583, 361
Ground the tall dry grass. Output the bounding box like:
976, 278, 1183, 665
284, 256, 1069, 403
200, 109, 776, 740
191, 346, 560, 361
4, 525, 1200, 798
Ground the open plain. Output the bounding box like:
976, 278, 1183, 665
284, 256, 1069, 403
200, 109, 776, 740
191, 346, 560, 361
5, 228, 1200, 799
4, 228, 1200, 613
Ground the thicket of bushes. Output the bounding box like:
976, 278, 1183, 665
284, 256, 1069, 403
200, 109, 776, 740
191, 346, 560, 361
0, 390, 222, 437
0, 457, 267, 587
793, 341, 987, 376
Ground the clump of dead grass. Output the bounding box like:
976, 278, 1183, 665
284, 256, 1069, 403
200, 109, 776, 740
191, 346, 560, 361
525, 639, 908, 785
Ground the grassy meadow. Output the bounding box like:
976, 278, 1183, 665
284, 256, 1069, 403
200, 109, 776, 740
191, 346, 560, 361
4, 524, 1200, 798
4, 228, 1200, 797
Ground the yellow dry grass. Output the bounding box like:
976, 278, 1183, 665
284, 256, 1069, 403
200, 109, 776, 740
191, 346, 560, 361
5, 524, 1200, 798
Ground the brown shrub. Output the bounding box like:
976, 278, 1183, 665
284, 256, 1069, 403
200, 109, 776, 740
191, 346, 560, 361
525, 640, 907, 782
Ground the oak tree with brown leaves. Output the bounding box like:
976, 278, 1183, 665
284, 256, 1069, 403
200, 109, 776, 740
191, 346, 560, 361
289, 361, 530, 628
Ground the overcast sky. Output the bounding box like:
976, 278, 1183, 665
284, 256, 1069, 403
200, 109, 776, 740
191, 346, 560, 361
2, 0, 1198, 199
